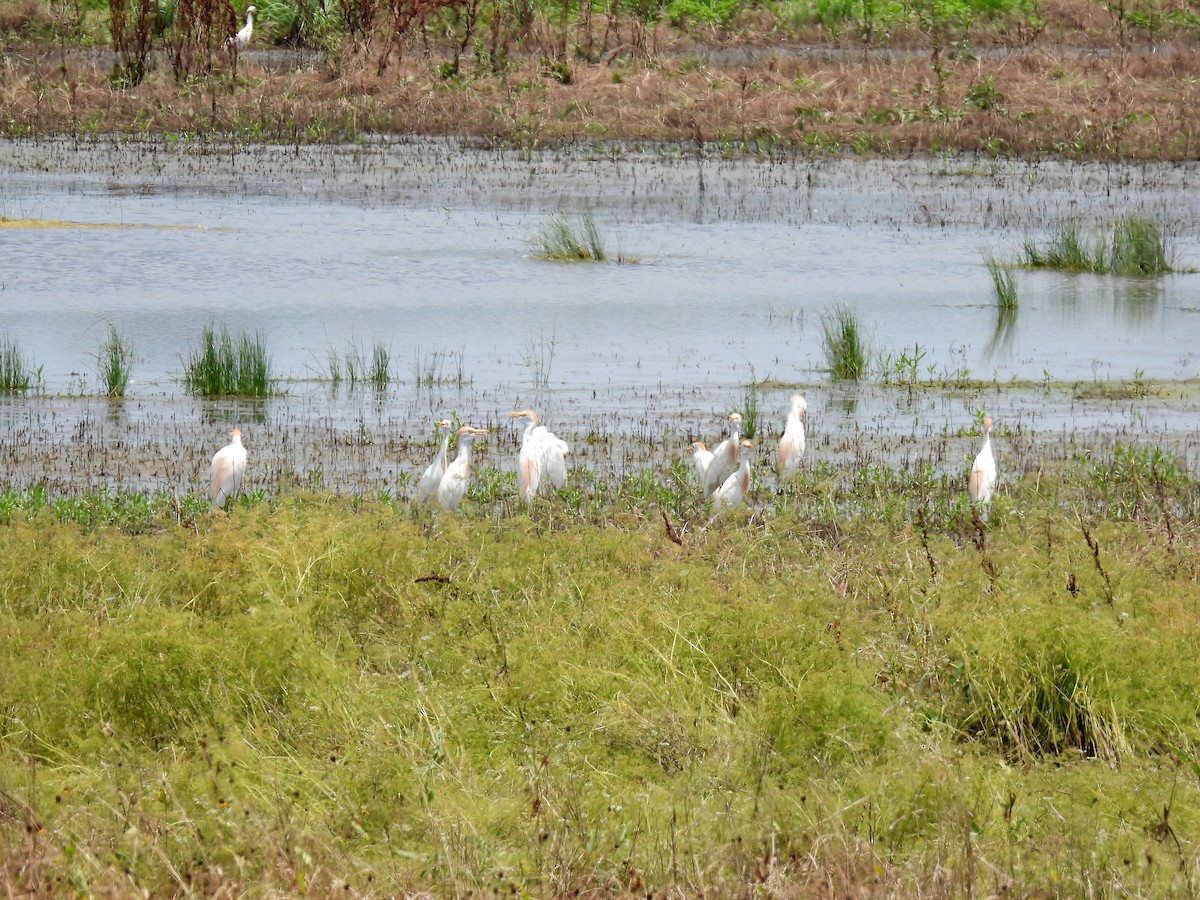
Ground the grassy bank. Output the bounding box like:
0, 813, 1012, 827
2, 448, 1199, 895
2, 0, 1200, 157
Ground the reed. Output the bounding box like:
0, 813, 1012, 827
820, 304, 868, 380
98, 323, 134, 397
183, 324, 272, 397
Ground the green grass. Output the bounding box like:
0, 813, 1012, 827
1109, 216, 1172, 275
1, 451, 1200, 895
183, 323, 273, 397
369, 340, 391, 388
1021, 218, 1176, 275
984, 252, 1018, 310
820, 303, 869, 380
534, 211, 607, 262
0, 332, 35, 392
97, 323, 134, 397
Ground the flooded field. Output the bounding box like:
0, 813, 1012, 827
1, 137, 1198, 496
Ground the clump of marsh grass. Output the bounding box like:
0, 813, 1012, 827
1109, 216, 1172, 275
322, 339, 397, 389
184, 324, 272, 397
369, 341, 390, 388
948, 637, 1131, 764
411, 346, 468, 387
534, 211, 607, 262
0, 332, 35, 392
739, 369, 759, 439
97, 323, 134, 397
984, 253, 1018, 310
1021, 218, 1175, 275
1021, 221, 1094, 271
820, 304, 869, 380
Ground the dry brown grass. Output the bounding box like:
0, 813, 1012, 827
2, 8, 1199, 158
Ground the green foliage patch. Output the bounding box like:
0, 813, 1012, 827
2, 452, 1200, 894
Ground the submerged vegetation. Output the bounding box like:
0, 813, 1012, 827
1, 444, 1199, 896
183, 323, 273, 397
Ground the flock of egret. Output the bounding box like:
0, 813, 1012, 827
207, 394, 998, 515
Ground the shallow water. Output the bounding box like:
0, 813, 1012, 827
1, 137, 1198, 493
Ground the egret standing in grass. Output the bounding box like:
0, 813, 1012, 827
437, 426, 488, 511
510, 409, 570, 502
413, 419, 453, 503
690, 440, 714, 489
777, 393, 807, 478
712, 440, 754, 512
227, 5, 256, 51
968, 416, 997, 514
209, 427, 247, 511
703, 412, 742, 497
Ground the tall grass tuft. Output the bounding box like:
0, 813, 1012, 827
1022, 218, 1175, 275
98, 323, 134, 397
1109, 216, 1171, 275
1021, 222, 1094, 271
0, 332, 33, 392
984, 253, 1018, 311
369, 341, 390, 388
739, 370, 759, 439
820, 304, 869, 380
184, 324, 272, 397
949, 637, 1131, 764
535, 211, 607, 262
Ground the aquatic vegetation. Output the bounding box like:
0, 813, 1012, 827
183, 324, 273, 397
411, 346, 468, 387
369, 340, 391, 388
739, 371, 759, 439
97, 323, 134, 397
1109, 216, 1173, 275
1021, 221, 1094, 271
1021, 218, 1176, 275
820, 304, 869, 380
0, 332, 35, 392
534, 211, 607, 262
984, 252, 1018, 310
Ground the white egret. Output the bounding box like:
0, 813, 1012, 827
436, 426, 488, 511
712, 439, 754, 512
777, 393, 807, 478
968, 416, 997, 510
413, 419, 453, 503
703, 412, 742, 497
227, 5, 256, 51
510, 409, 570, 502
689, 440, 714, 488
209, 427, 247, 510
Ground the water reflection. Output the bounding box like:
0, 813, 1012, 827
984, 305, 1019, 361
200, 399, 270, 426
1113, 279, 1163, 324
